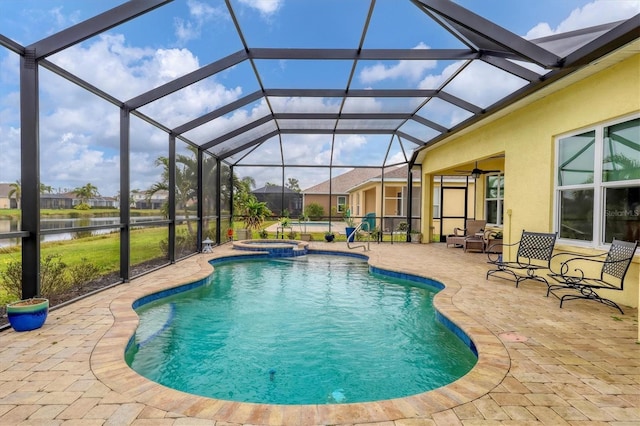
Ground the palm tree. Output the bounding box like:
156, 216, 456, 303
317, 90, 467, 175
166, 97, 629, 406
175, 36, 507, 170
243, 198, 272, 232
148, 153, 197, 234
8, 180, 21, 209
233, 176, 256, 217
72, 183, 99, 207
39, 183, 53, 194
603, 153, 640, 181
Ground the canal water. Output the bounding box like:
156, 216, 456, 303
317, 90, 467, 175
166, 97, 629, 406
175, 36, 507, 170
0, 216, 164, 247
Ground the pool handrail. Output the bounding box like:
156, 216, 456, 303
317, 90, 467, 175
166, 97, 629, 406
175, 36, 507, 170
347, 221, 371, 251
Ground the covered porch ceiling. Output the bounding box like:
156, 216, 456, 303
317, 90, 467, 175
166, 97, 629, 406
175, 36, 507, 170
1, 0, 638, 171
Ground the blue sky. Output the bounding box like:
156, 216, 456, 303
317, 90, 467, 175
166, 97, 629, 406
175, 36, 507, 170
0, 0, 638, 196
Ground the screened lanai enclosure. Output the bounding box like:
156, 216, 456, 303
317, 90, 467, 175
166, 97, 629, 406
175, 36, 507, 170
1, 0, 635, 307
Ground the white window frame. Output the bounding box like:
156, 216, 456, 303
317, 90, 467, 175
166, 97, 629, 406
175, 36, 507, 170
337, 196, 346, 213
485, 174, 504, 226
554, 113, 640, 248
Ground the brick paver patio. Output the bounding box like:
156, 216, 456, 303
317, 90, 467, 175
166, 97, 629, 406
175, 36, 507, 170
1, 242, 638, 425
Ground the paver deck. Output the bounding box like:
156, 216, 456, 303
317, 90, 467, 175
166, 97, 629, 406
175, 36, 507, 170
1, 242, 638, 425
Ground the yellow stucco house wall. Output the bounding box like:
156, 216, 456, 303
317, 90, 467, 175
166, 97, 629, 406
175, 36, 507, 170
419, 53, 639, 309
347, 178, 419, 235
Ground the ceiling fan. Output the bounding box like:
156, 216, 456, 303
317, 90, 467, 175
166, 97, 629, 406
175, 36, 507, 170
455, 161, 501, 179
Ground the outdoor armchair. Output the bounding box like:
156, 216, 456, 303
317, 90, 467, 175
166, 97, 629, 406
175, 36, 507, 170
486, 230, 557, 288
446, 220, 486, 248
546, 239, 638, 314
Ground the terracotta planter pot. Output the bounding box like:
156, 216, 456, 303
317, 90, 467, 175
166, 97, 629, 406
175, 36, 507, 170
7, 298, 49, 332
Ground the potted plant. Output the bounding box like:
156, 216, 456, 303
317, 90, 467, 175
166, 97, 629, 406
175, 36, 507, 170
279, 217, 291, 228
299, 214, 312, 241
409, 230, 422, 243
240, 199, 272, 240
324, 232, 335, 242
395, 222, 409, 242
7, 297, 49, 332
344, 215, 356, 243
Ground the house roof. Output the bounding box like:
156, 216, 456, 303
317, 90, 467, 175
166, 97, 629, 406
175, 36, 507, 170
303, 168, 382, 195
0, 183, 11, 198
304, 163, 452, 195
376, 165, 411, 180
253, 185, 299, 194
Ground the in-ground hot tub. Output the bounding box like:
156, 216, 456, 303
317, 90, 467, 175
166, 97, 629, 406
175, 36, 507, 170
232, 239, 309, 257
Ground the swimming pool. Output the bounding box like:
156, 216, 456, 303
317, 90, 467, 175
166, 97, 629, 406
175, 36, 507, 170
126, 254, 476, 405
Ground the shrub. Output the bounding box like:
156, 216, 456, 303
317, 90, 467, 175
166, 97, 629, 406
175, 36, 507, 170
67, 258, 102, 291
1, 259, 22, 300
74, 203, 91, 210
40, 254, 70, 297
159, 229, 197, 257
304, 203, 324, 221
0, 253, 72, 300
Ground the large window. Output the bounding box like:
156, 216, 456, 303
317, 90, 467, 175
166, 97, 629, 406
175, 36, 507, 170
485, 174, 504, 226
556, 116, 639, 245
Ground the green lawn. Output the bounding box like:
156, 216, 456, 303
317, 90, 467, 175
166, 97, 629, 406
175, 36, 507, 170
0, 208, 163, 219
0, 227, 168, 305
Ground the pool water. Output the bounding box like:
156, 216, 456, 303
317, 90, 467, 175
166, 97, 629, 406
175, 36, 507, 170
126, 255, 476, 405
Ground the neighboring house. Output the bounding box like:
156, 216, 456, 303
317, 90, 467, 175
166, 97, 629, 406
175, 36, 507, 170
85, 196, 117, 209
302, 168, 381, 218
416, 34, 639, 309
0, 187, 121, 209
252, 185, 302, 217
0, 183, 14, 209
40, 193, 74, 209
132, 189, 168, 209
41, 192, 118, 209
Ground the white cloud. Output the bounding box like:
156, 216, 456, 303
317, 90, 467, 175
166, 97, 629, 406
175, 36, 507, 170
0, 126, 21, 183
525, 0, 640, 38
387, 150, 408, 165
18, 33, 248, 195
174, 0, 228, 45
329, 135, 371, 168
237, 0, 283, 17
183, 99, 270, 144
269, 96, 341, 113
49, 6, 82, 30
359, 43, 437, 85
41, 131, 119, 194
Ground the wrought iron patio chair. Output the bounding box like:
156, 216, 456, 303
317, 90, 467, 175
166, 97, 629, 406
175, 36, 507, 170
546, 239, 638, 314
486, 230, 557, 287
446, 220, 486, 248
